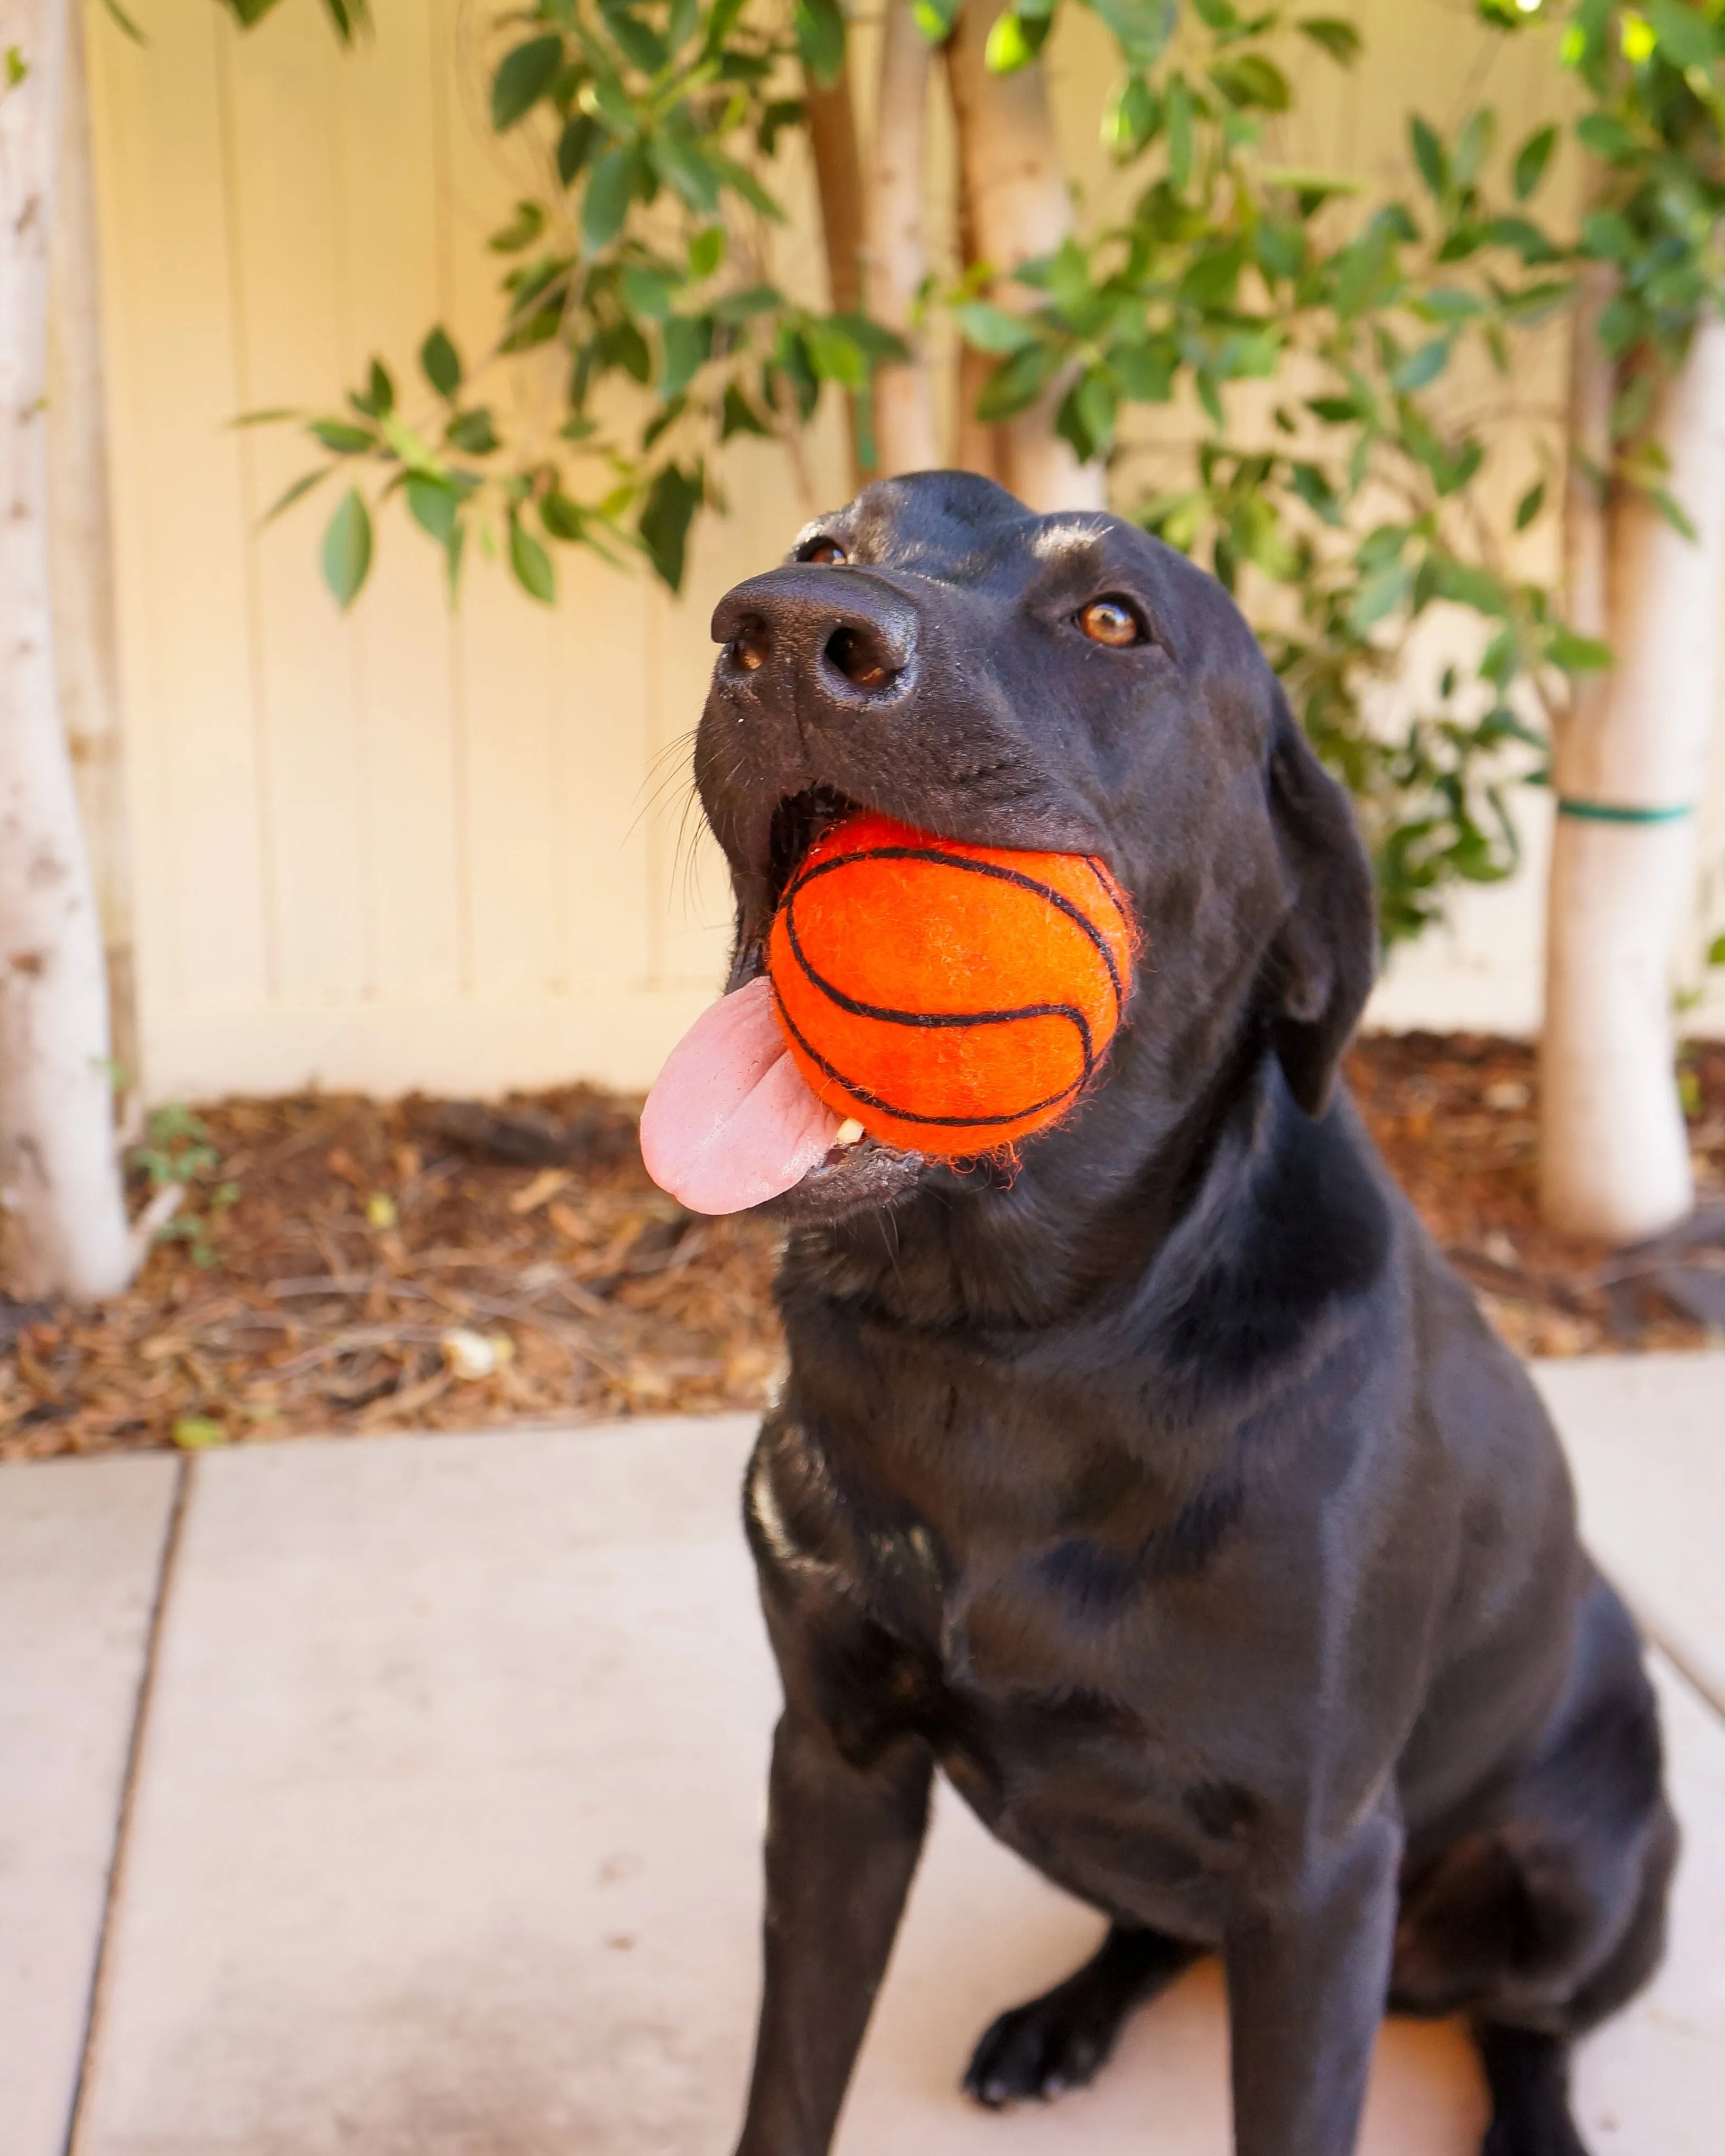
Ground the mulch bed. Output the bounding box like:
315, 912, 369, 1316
3, 1035, 1722, 1463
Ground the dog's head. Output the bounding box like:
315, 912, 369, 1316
695, 471, 1375, 1224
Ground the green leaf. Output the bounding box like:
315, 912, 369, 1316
321, 488, 373, 609
1574, 112, 1638, 164
1104, 73, 1159, 159
1450, 108, 1494, 193
650, 135, 722, 215
379, 412, 446, 476
420, 326, 462, 401
509, 518, 556, 604
406, 474, 459, 543
1706, 933, 1725, 970
953, 301, 1039, 355
262, 468, 330, 524
1349, 559, 1415, 633
711, 282, 780, 321
490, 200, 547, 253
623, 264, 681, 319
309, 418, 376, 455
367, 358, 394, 415
794, 0, 846, 85
491, 35, 564, 131
1409, 115, 1446, 199
583, 146, 637, 249
912, 0, 961, 38
558, 114, 601, 187
1581, 209, 1637, 265
1297, 15, 1361, 64
1646, 486, 1698, 542
827, 310, 910, 360
1089, 0, 1176, 68
1479, 624, 1517, 687
1427, 557, 1506, 615
541, 490, 585, 541
639, 462, 704, 590
661, 313, 712, 396
1547, 627, 1613, 672
1412, 285, 1483, 324
1514, 479, 1546, 531
445, 408, 500, 455
1392, 337, 1451, 393
1209, 54, 1290, 112
1288, 462, 1343, 525
975, 341, 1061, 422
709, 152, 785, 221
721, 383, 773, 439
689, 225, 727, 279
1165, 74, 1194, 189
804, 319, 867, 390
1646, 0, 1717, 73
1512, 123, 1557, 201
604, 3, 668, 74
1110, 337, 1176, 402
987, 11, 1050, 72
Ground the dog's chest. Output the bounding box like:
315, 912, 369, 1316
748, 1396, 1294, 1926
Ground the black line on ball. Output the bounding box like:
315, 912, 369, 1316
773, 996, 1087, 1130
790, 844, 1127, 1021
781, 907, 1097, 1074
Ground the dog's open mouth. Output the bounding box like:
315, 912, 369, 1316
639, 786, 929, 1221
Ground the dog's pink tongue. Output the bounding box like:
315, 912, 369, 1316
641, 975, 839, 1214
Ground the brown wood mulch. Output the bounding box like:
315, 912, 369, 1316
2, 1036, 1722, 1463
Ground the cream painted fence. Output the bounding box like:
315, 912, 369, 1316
81, 0, 1723, 1104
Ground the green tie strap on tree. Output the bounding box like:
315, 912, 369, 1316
1554, 800, 1695, 823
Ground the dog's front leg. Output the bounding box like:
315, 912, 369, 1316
1223, 1809, 1402, 2156
734, 1708, 933, 2156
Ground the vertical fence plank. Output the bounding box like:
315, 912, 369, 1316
84, 0, 271, 1035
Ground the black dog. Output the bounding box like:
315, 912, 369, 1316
690, 472, 1675, 2156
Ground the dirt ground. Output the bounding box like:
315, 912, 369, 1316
3, 1035, 1722, 1462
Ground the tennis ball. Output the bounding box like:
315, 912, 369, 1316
766, 810, 1136, 1156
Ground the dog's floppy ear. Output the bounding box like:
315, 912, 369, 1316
1262, 692, 1376, 1118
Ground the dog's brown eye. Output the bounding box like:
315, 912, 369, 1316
1079, 598, 1143, 647
804, 538, 847, 565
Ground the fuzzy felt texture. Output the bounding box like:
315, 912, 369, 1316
766, 810, 1136, 1155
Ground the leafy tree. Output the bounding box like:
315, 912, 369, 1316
1490, 0, 1725, 1243
270, 0, 1594, 954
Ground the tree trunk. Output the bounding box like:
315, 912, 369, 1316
802, 63, 866, 491
1540, 310, 1725, 1244
49, 0, 136, 1086
863, 0, 939, 477
943, 4, 1104, 513
0, 0, 133, 1301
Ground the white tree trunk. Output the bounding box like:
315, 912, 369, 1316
49, 0, 135, 1084
944, 5, 1105, 514
864, 0, 939, 477
0, 0, 133, 1301
1541, 310, 1725, 1244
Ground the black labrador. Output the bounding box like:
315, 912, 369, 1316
690, 472, 1675, 2156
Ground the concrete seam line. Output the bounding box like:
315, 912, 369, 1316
59, 1452, 196, 2156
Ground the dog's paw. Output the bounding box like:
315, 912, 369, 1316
961, 1992, 1117, 2109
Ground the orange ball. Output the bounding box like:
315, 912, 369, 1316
766, 810, 1136, 1156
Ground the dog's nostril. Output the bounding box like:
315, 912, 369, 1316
731, 617, 769, 673
824, 626, 893, 690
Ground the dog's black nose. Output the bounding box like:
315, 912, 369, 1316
711, 568, 916, 704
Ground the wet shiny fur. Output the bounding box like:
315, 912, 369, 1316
697, 475, 1674, 2156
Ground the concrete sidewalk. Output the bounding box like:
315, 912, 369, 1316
3, 1359, 1722, 2156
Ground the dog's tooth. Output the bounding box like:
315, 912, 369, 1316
834, 1118, 865, 1147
